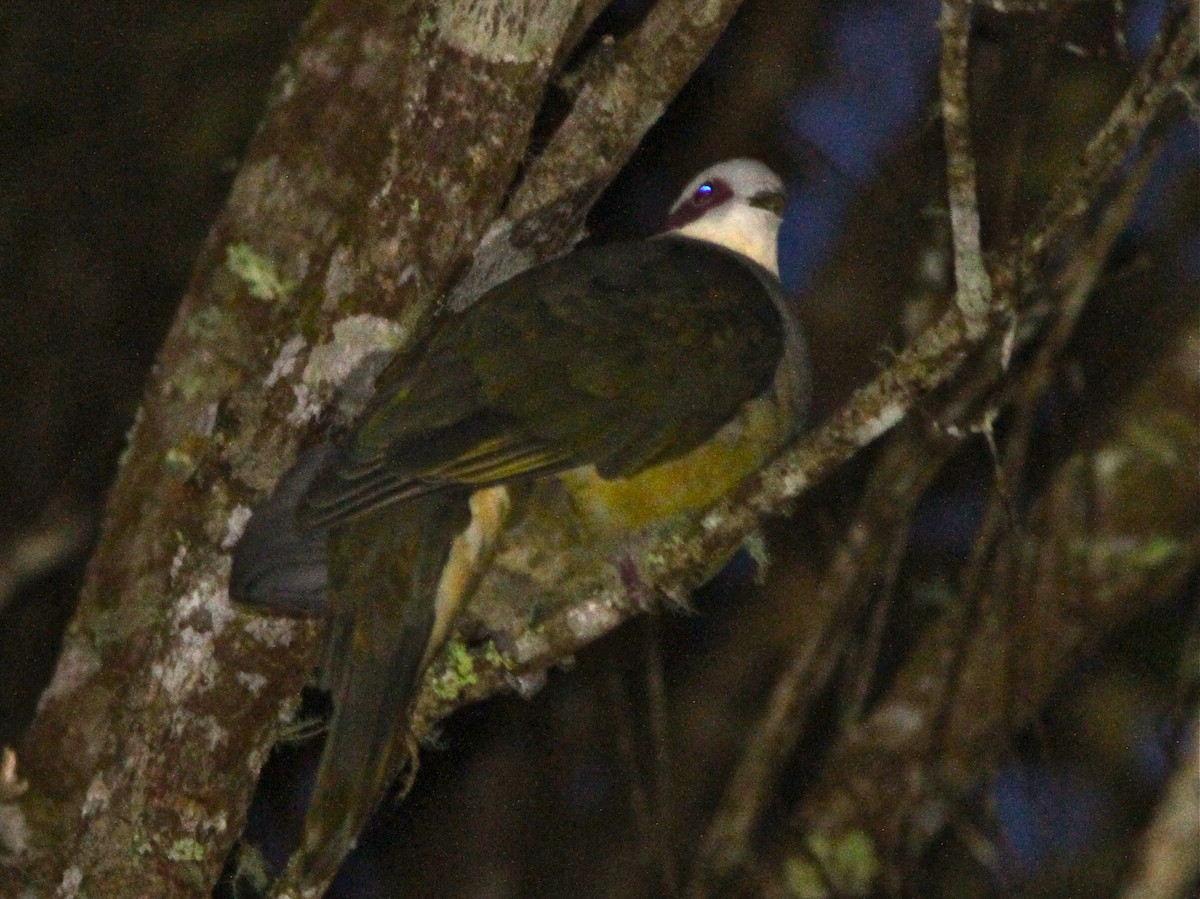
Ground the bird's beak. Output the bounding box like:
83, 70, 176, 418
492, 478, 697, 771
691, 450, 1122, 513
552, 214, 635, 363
749, 191, 785, 217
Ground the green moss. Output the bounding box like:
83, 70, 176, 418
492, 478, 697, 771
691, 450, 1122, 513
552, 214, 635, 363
182, 305, 228, 341
1073, 535, 1186, 570
1129, 536, 1186, 568
641, 531, 687, 573
89, 609, 124, 648
482, 639, 512, 671
166, 837, 206, 862
170, 305, 244, 402
225, 243, 295, 301
428, 640, 478, 700
783, 830, 880, 898
163, 446, 197, 478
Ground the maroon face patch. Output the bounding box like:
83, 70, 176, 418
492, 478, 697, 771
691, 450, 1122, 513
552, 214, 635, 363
666, 177, 733, 230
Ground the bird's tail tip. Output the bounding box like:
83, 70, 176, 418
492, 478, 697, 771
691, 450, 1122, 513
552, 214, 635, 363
230, 444, 339, 616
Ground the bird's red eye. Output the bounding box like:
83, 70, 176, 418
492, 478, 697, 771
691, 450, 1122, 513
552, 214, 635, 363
666, 176, 732, 230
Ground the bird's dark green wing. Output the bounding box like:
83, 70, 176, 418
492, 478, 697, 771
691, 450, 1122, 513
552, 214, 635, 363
300, 237, 784, 528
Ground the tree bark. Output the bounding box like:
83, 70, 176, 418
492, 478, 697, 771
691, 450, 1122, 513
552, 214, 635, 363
11, 0, 758, 893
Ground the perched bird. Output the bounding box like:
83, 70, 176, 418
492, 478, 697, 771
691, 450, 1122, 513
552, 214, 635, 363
231, 158, 811, 889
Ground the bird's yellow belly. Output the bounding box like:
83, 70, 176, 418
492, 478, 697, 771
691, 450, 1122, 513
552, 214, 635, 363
557, 394, 791, 535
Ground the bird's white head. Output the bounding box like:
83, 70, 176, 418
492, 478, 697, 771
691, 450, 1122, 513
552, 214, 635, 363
665, 159, 786, 276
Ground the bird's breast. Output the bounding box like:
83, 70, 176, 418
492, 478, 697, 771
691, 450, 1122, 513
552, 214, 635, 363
557, 390, 793, 536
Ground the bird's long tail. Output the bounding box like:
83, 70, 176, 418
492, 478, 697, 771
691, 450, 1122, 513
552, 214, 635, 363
290, 492, 469, 889
230, 444, 338, 616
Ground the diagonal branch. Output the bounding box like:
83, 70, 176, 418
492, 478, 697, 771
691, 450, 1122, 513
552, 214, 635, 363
1118, 703, 1200, 899
448, 0, 761, 306
413, 0, 1196, 735
510, 0, 756, 229
781, 17, 1198, 879
686, 424, 959, 898
11, 1, 770, 895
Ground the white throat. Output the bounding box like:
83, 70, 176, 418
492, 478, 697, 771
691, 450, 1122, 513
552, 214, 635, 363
671, 203, 781, 276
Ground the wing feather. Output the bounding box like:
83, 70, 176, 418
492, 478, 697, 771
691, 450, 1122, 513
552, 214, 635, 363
301, 238, 785, 526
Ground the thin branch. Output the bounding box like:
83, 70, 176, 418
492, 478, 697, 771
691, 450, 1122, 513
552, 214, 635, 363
939, 0, 996, 338
449, 0, 758, 305
413, 0, 1194, 725
642, 618, 681, 897
1005, 4, 1196, 279
509, 0, 755, 230
686, 426, 956, 898
1119, 705, 1200, 899
790, 204, 1197, 895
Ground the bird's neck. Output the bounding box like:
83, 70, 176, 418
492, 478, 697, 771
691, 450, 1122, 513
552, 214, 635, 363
668, 205, 781, 276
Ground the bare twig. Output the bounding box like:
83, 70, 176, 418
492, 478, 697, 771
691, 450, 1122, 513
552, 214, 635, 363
686, 427, 955, 898
1006, 4, 1196, 277
1119, 705, 1200, 899
791, 81, 1187, 885
685, 7, 1196, 891
939, 0, 997, 337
